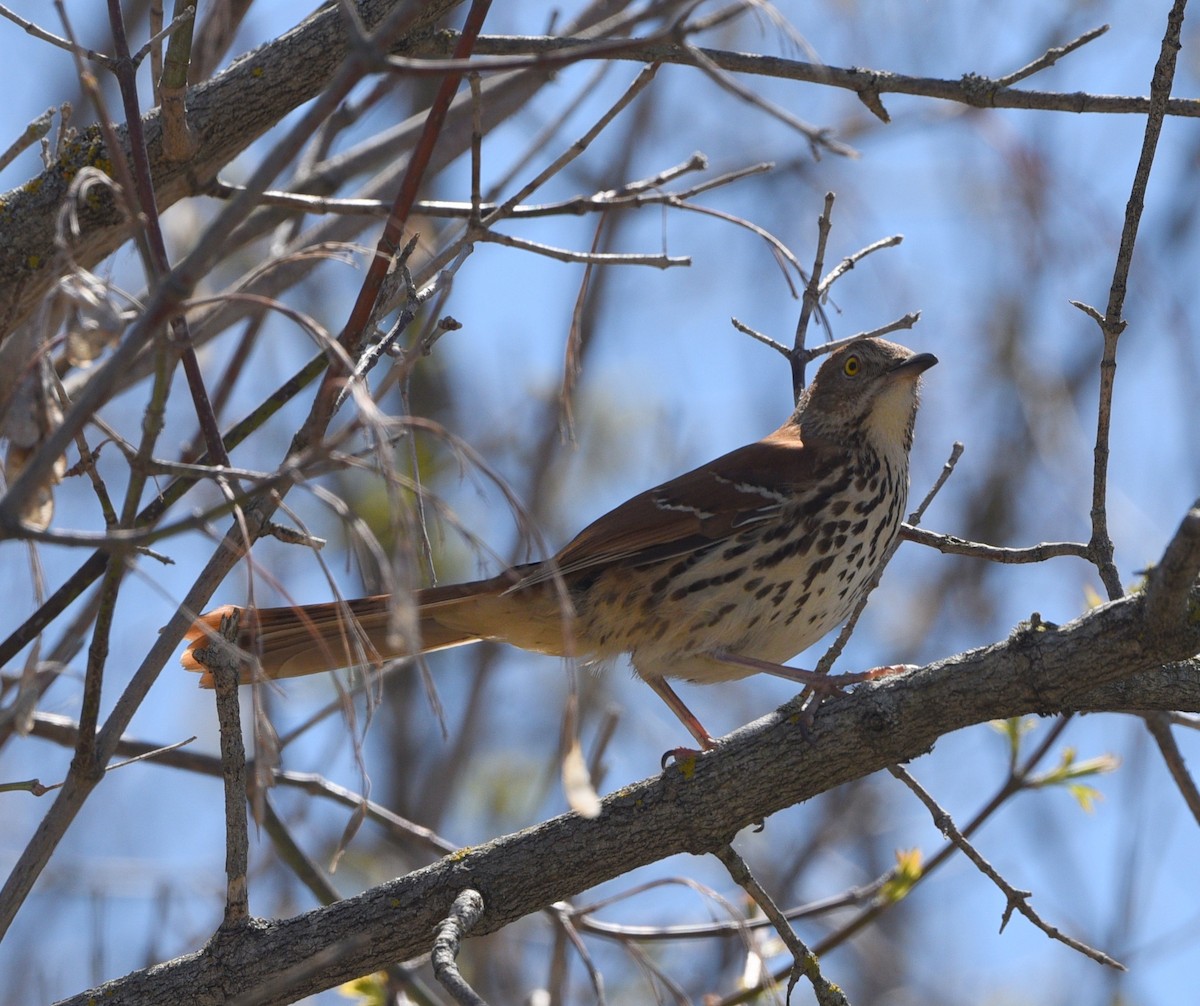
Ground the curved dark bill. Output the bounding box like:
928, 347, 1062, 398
892, 352, 938, 375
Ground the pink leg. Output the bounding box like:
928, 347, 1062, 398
643, 674, 717, 751
711, 651, 915, 689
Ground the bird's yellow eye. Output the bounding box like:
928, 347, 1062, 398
842, 354, 860, 377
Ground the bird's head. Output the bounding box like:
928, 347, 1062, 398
798, 337, 938, 453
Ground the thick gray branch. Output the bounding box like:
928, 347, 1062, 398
56, 579, 1200, 1006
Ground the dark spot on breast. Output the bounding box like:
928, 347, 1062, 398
754, 530, 816, 569
802, 554, 835, 589
722, 541, 754, 560
703, 602, 738, 627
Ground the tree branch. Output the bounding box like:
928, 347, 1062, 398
0, 0, 463, 344
53, 542, 1200, 1006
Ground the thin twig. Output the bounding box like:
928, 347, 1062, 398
0, 3, 112, 65
481, 63, 660, 228
1073, 0, 1187, 601
0, 106, 54, 173
902, 525, 1092, 564
25, 710, 460, 857
670, 199, 802, 295
134, 2, 194, 67
817, 234, 903, 296
451, 32, 1200, 119
714, 844, 848, 1006
889, 764, 1125, 970
681, 40, 855, 159
478, 229, 688, 268
791, 192, 835, 394
1143, 712, 1200, 826
796, 313, 922, 366
208, 611, 250, 928
432, 890, 489, 1006
995, 23, 1110, 87
731, 317, 789, 358
208, 154, 759, 219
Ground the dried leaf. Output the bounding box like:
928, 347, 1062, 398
57, 267, 127, 367
1, 358, 66, 530
562, 735, 601, 819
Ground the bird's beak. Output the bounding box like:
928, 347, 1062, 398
891, 352, 938, 377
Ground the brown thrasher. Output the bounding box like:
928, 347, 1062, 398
182, 337, 936, 749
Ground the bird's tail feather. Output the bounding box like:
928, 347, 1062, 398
180, 573, 571, 687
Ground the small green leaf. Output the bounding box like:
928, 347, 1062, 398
1067, 782, 1104, 813
989, 716, 1035, 763
881, 848, 923, 903
1032, 751, 1120, 789
338, 973, 388, 1006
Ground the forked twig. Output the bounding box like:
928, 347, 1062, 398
714, 844, 848, 1006
890, 764, 1125, 970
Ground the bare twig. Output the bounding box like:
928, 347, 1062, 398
0, 106, 54, 173
1143, 712, 1200, 826
481, 63, 660, 228
791, 192, 835, 394
0, 3, 112, 65
208, 154, 759, 220
714, 844, 848, 1006
477, 229, 688, 268
681, 41, 856, 160
134, 3, 194, 67
1072, 0, 1188, 601
432, 890, 488, 1006
799, 314, 922, 365
995, 23, 1110, 87
208, 611, 250, 928
731, 317, 789, 358
25, 710, 459, 856
0, 732, 195, 795
889, 764, 1125, 970
449, 32, 1200, 120
671, 199, 802, 294
902, 525, 1092, 564
817, 234, 903, 296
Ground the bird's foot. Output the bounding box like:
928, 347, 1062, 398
661, 745, 710, 771
845, 662, 919, 683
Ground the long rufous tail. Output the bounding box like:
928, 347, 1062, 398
180, 571, 571, 687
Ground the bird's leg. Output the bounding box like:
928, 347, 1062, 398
643, 674, 717, 753
709, 651, 849, 689
710, 651, 914, 689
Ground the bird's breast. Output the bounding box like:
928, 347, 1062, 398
573, 451, 910, 681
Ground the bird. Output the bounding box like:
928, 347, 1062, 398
182, 337, 936, 750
